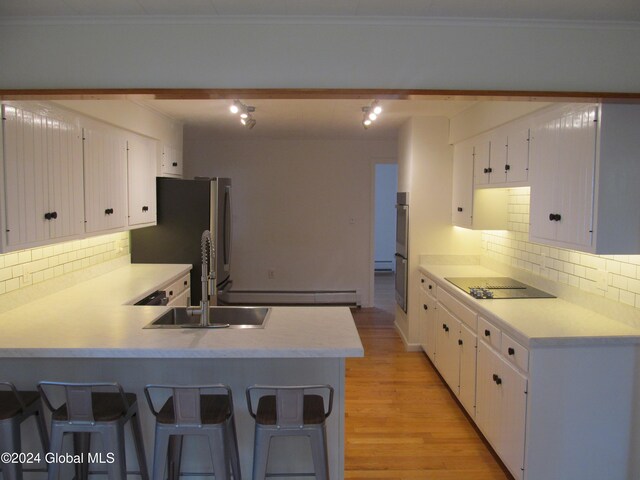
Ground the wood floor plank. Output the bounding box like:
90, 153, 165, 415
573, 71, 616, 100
346, 307, 513, 480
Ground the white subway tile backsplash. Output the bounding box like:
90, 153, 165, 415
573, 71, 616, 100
0, 232, 129, 298
482, 188, 640, 310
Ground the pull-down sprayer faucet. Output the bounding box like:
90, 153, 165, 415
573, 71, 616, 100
186, 230, 216, 327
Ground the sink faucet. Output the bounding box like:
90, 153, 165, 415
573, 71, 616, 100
187, 230, 216, 327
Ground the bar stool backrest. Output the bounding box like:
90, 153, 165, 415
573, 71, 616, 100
246, 384, 334, 428
38, 381, 130, 424
275, 388, 304, 428
0, 381, 28, 411
173, 387, 201, 426
144, 384, 232, 427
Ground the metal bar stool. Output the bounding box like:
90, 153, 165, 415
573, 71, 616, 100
246, 385, 334, 480
0, 382, 50, 480
37, 381, 150, 480
144, 384, 241, 480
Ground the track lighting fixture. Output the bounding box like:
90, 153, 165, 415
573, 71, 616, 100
230, 100, 257, 129
362, 100, 383, 129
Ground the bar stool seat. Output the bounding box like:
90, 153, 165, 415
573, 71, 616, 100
0, 383, 49, 480
246, 385, 334, 480
38, 381, 149, 480
144, 384, 241, 480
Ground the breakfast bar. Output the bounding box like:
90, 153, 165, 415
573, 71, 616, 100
0, 264, 364, 479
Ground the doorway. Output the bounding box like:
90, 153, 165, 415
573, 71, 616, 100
373, 162, 398, 313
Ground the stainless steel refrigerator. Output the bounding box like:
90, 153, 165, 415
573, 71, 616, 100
395, 192, 409, 312
130, 177, 231, 306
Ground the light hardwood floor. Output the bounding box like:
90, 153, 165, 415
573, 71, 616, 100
345, 307, 512, 480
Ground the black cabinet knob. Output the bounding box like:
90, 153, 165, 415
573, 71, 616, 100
483, 168, 489, 174
44, 212, 52, 220
421, 278, 425, 283
142, 206, 149, 212
423, 304, 428, 310
172, 162, 178, 167
105, 208, 114, 215
505, 164, 511, 171
184, 280, 188, 286
50, 211, 57, 219
458, 339, 463, 346
442, 324, 449, 332
492, 373, 498, 382
457, 207, 463, 212
484, 329, 491, 336
495, 376, 502, 385
555, 214, 561, 221
169, 290, 173, 296
428, 285, 432, 290
549, 213, 555, 221
549, 213, 562, 221
488, 167, 493, 173
508, 347, 515, 355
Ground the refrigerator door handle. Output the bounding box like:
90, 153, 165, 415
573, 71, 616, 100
224, 184, 231, 269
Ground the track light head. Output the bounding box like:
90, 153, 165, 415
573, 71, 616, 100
361, 101, 382, 130
230, 100, 257, 129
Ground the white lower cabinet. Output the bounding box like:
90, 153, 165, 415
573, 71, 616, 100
476, 340, 527, 480
434, 302, 477, 417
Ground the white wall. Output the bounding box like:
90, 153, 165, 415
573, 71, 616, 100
396, 116, 482, 344
53, 100, 183, 154
1, 20, 639, 92
183, 127, 397, 307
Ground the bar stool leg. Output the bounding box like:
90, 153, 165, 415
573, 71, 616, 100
251, 427, 272, 480
130, 410, 150, 480
102, 423, 127, 480
309, 426, 330, 480
47, 426, 65, 480
225, 418, 242, 480
208, 428, 230, 480
73, 432, 91, 480
167, 435, 183, 480
34, 406, 50, 453
152, 427, 170, 480
0, 418, 23, 480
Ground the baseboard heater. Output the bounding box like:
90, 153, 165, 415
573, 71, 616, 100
219, 290, 359, 306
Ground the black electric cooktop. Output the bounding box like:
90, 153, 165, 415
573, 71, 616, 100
445, 277, 555, 299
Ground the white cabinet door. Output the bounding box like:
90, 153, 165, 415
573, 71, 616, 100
452, 140, 474, 228
127, 134, 158, 227
473, 136, 491, 186
435, 304, 461, 394
458, 323, 477, 417
83, 123, 128, 233
529, 104, 597, 249
2, 104, 84, 250
505, 124, 530, 183
476, 341, 527, 480
161, 144, 183, 177
488, 131, 507, 184
420, 292, 437, 362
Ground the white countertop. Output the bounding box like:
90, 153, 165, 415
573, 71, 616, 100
420, 264, 640, 347
0, 264, 364, 358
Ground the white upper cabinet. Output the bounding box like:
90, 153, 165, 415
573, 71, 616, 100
528, 103, 640, 253
160, 144, 183, 177
452, 139, 474, 228
504, 123, 530, 184
472, 122, 529, 188
82, 120, 129, 233
1, 103, 85, 252
127, 133, 158, 227
473, 135, 492, 186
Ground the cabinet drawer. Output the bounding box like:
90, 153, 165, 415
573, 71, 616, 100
478, 316, 501, 350
437, 288, 477, 330
420, 274, 437, 298
165, 273, 190, 303
501, 333, 529, 373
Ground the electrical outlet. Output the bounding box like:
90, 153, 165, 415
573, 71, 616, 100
22, 264, 32, 284
594, 269, 608, 291
268, 269, 275, 280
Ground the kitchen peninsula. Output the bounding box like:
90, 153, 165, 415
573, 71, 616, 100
0, 263, 364, 479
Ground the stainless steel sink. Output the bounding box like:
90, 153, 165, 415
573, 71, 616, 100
145, 306, 271, 329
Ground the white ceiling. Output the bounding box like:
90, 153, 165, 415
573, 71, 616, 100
137, 98, 477, 139
1, 0, 640, 22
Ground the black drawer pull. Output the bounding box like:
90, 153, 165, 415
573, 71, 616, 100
423, 304, 428, 310
50, 211, 58, 219
484, 329, 491, 336
142, 206, 149, 212
457, 207, 463, 212
458, 339, 463, 346
421, 278, 425, 283
508, 347, 515, 355
172, 162, 178, 167
44, 212, 52, 220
